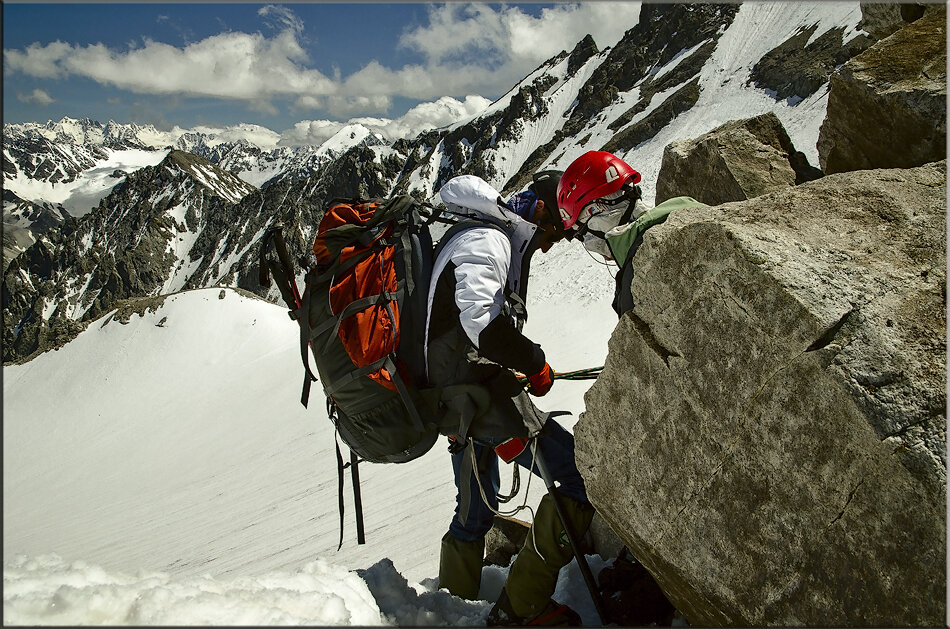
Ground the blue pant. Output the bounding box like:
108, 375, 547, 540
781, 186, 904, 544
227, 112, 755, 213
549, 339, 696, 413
448, 419, 590, 543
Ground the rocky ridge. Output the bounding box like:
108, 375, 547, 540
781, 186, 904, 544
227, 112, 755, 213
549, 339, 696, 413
574, 5, 946, 625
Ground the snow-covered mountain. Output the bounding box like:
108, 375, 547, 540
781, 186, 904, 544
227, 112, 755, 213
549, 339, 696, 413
205, 124, 390, 188
2, 118, 387, 219
3, 116, 167, 148
2, 190, 72, 271
3, 2, 874, 367
4, 3, 900, 622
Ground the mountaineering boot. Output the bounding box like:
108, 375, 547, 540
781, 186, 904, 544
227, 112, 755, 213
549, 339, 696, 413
438, 532, 486, 600
487, 588, 581, 626
492, 491, 595, 621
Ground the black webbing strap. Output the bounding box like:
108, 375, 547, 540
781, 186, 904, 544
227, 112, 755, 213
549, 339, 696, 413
318, 283, 406, 355
497, 465, 520, 503
385, 356, 427, 433
315, 282, 405, 397
294, 263, 407, 405
308, 246, 377, 287
259, 227, 301, 312
296, 280, 319, 407
265, 259, 298, 313
322, 356, 389, 396
334, 425, 366, 550
335, 436, 346, 551
399, 227, 415, 294
350, 450, 366, 545
616, 194, 641, 228
457, 440, 476, 527
258, 230, 276, 287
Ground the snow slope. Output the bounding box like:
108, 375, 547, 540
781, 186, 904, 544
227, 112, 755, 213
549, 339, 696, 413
542, 1, 865, 203
3, 148, 170, 217
3, 237, 619, 625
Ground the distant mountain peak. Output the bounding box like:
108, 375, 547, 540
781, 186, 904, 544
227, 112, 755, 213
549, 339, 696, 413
161, 149, 257, 203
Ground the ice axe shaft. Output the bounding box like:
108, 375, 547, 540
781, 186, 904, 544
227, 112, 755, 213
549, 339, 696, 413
533, 448, 607, 625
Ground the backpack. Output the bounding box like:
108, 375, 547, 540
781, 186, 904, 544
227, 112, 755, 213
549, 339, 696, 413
303, 195, 441, 465
259, 194, 488, 547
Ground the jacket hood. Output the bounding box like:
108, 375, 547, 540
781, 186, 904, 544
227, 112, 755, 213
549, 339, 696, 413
439, 175, 527, 228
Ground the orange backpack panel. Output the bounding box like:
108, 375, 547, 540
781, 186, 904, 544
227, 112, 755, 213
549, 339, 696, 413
314, 202, 400, 391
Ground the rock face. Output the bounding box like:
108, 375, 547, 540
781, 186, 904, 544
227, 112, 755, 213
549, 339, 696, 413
574, 161, 946, 626
858, 3, 908, 41
817, 6, 947, 174
655, 112, 822, 205
748, 25, 871, 103
484, 515, 531, 568
3, 190, 72, 271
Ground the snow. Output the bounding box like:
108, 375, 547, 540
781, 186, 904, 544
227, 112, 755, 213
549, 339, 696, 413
321, 124, 373, 155
484, 54, 603, 193
3, 148, 169, 217
186, 162, 252, 204
181, 123, 283, 151
650, 39, 713, 82
162, 214, 204, 295
3, 236, 618, 625
542, 1, 865, 204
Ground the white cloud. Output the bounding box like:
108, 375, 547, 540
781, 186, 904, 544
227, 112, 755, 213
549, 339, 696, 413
326, 2, 641, 104
325, 93, 394, 118
258, 4, 305, 35
380, 95, 492, 139
507, 3, 638, 62
397, 2, 640, 76
279, 119, 345, 146
4, 41, 73, 79
4, 23, 335, 107
3, 3, 640, 119
17, 88, 55, 106
186, 123, 283, 150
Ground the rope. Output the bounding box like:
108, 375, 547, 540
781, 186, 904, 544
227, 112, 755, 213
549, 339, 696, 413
468, 438, 548, 565
496, 465, 520, 503
583, 242, 617, 269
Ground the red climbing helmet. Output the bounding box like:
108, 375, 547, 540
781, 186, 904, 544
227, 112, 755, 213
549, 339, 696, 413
557, 151, 641, 229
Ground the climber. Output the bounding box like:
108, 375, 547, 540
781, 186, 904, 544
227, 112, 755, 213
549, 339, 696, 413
427, 172, 595, 626
557, 150, 704, 315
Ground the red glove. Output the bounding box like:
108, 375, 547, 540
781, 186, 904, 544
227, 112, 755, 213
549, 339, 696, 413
526, 363, 555, 396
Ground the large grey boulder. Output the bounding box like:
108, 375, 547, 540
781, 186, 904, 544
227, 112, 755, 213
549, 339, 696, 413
858, 3, 928, 41
817, 6, 946, 174
655, 112, 822, 206
575, 161, 946, 626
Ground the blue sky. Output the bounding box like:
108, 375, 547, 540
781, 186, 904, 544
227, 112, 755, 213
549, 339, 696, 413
3, 2, 642, 142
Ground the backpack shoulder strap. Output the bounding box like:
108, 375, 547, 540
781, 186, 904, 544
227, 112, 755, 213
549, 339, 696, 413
433, 218, 507, 262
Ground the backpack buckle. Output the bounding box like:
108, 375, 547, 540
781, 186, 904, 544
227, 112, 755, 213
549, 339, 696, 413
447, 435, 468, 455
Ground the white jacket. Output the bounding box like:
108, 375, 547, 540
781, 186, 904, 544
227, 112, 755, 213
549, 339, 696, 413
424, 174, 544, 380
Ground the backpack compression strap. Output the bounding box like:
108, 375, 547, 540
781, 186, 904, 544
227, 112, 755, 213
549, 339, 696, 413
332, 416, 366, 550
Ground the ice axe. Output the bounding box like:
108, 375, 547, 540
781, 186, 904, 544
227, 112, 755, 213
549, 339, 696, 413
494, 438, 608, 625
516, 366, 604, 384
